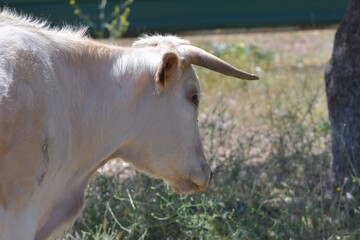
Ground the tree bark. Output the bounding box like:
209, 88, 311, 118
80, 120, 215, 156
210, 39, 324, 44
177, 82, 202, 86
325, 0, 360, 189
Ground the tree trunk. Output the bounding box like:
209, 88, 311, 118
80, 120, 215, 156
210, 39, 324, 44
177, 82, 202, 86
325, 0, 360, 189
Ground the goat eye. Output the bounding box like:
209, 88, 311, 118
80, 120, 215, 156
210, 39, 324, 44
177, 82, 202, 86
191, 93, 200, 107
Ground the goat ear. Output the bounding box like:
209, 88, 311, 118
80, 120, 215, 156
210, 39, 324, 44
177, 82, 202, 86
155, 52, 179, 89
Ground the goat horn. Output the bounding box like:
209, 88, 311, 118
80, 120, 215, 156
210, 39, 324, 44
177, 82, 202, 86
178, 45, 259, 80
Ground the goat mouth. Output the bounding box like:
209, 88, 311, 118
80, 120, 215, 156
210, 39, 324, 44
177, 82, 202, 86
171, 179, 203, 194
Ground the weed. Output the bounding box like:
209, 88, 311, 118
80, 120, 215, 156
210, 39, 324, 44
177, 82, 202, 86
69, 0, 133, 38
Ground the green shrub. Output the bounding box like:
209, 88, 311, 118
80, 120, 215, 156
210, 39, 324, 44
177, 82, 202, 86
69, 0, 133, 38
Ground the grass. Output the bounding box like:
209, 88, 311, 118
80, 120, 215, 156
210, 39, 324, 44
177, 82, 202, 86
58, 29, 360, 239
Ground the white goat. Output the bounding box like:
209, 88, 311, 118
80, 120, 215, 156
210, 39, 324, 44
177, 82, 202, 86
0, 10, 258, 240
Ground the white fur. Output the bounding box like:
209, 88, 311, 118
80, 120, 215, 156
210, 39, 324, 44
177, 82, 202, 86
133, 34, 191, 47
0, 10, 212, 240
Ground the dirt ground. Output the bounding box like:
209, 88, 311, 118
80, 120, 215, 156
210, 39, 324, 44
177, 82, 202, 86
115, 28, 336, 61
186, 28, 335, 56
